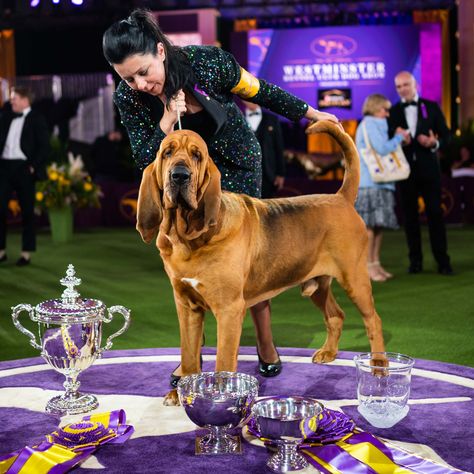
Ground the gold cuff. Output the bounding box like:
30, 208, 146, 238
231, 67, 260, 99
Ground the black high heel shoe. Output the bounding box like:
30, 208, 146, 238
257, 347, 282, 377
170, 354, 203, 388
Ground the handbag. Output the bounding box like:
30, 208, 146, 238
360, 122, 410, 183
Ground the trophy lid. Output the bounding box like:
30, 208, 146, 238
34, 264, 106, 323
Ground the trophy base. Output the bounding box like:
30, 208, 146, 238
46, 393, 99, 416
195, 433, 242, 455
267, 445, 313, 473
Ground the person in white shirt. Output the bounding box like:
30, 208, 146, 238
242, 100, 286, 198
388, 71, 452, 275
0, 86, 50, 266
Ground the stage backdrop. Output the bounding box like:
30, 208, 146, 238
248, 23, 442, 120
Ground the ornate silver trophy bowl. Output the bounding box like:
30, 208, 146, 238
177, 371, 259, 455
251, 396, 324, 473
11, 264, 131, 416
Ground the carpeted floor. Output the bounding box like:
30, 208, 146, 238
1, 348, 473, 472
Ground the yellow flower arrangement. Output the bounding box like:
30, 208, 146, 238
35, 153, 102, 211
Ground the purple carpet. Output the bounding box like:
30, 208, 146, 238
1, 347, 473, 473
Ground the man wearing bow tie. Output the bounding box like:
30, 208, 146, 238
388, 71, 452, 275
243, 100, 285, 198
0, 86, 50, 266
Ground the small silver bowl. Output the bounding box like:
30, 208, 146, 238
178, 371, 259, 455
251, 396, 324, 472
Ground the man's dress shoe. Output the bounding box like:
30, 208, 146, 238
408, 262, 422, 274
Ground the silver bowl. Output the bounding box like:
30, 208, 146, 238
251, 396, 324, 472
177, 371, 259, 455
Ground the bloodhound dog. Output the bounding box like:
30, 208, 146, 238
137, 121, 385, 405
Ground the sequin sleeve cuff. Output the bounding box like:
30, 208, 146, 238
252, 79, 308, 122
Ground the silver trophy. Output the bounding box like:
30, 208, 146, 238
11, 264, 131, 416
251, 396, 324, 473
177, 371, 259, 455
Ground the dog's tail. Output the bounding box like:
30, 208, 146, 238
306, 120, 359, 204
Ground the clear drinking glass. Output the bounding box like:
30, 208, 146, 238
354, 352, 414, 429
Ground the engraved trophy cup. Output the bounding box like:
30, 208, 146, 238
251, 396, 324, 472
178, 372, 259, 455
11, 264, 131, 416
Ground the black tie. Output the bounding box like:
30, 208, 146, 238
403, 101, 418, 108
248, 111, 260, 117
11, 112, 23, 119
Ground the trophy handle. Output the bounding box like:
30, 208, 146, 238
100, 305, 131, 353
11, 304, 41, 351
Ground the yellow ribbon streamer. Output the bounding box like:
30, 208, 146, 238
0, 456, 16, 473
336, 438, 416, 474
16, 445, 76, 474
301, 449, 344, 474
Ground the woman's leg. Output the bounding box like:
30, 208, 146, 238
250, 300, 279, 363
373, 227, 393, 278
367, 227, 386, 282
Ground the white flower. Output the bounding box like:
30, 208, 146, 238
67, 152, 87, 181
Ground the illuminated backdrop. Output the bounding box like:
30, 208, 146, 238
248, 24, 442, 120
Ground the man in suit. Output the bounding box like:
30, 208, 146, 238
243, 100, 286, 198
388, 71, 452, 275
0, 86, 50, 266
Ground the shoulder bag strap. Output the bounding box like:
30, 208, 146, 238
362, 120, 384, 172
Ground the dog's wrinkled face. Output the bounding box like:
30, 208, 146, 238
158, 130, 209, 210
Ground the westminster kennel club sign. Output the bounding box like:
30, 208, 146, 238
248, 24, 440, 121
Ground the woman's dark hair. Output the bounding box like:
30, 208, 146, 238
102, 9, 195, 103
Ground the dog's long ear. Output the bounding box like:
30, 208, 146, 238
136, 162, 163, 243
184, 158, 222, 240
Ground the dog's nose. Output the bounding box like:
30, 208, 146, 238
171, 166, 191, 184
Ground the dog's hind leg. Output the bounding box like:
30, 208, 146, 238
309, 276, 345, 364
337, 271, 385, 356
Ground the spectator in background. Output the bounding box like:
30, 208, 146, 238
90, 128, 135, 181
355, 93, 410, 282
242, 100, 285, 198
388, 71, 453, 275
0, 86, 50, 266
452, 145, 474, 170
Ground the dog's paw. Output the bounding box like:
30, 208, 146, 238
312, 349, 337, 364
163, 389, 180, 406
371, 354, 389, 376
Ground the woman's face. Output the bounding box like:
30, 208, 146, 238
373, 103, 390, 119
113, 42, 166, 96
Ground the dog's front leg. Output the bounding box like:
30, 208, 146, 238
214, 302, 246, 373
164, 300, 204, 406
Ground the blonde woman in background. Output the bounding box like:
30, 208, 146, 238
355, 93, 410, 282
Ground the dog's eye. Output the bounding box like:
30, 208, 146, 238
192, 151, 201, 161
163, 148, 173, 159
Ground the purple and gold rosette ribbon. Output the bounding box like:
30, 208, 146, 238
249, 408, 468, 474
0, 410, 133, 474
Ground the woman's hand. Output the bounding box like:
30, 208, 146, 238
305, 106, 343, 130
159, 89, 187, 134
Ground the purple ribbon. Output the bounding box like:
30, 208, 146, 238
302, 431, 468, 474
2, 410, 134, 474
248, 408, 468, 474
193, 84, 209, 97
